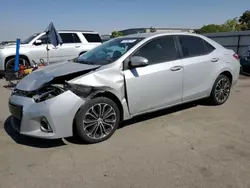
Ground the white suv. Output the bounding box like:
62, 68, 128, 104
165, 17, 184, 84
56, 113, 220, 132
0, 30, 102, 76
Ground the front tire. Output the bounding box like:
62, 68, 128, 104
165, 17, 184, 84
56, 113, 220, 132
208, 74, 231, 105
75, 97, 120, 144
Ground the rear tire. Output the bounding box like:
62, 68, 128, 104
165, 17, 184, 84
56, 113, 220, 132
208, 74, 231, 105
5, 57, 30, 73
75, 97, 120, 144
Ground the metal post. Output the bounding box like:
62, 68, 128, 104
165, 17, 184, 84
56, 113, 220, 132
237, 35, 241, 55
46, 39, 49, 65
14, 38, 20, 72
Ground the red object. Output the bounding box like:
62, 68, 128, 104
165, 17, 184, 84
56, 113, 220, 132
233, 53, 239, 60
18, 65, 28, 77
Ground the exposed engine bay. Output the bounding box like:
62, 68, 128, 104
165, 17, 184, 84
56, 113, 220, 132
12, 84, 66, 103
12, 82, 95, 103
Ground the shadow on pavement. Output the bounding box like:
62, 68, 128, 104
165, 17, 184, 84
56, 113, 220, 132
4, 116, 66, 148
64, 136, 88, 145
2, 82, 17, 90
65, 101, 199, 145
120, 102, 199, 128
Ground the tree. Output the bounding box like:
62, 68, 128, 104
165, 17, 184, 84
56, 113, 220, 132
239, 10, 250, 30
111, 31, 123, 38
199, 24, 224, 33
199, 18, 242, 33
222, 18, 241, 31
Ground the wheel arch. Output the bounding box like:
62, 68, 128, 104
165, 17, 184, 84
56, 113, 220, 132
4, 54, 31, 70
219, 70, 233, 82
208, 69, 233, 96
72, 90, 125, 136
90, 90, 124, 122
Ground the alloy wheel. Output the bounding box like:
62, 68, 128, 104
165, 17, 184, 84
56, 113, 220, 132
215, 77, 230, 103
83, 103, 117, 139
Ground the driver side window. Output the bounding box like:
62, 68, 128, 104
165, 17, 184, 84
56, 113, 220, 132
132, 36, 179, 65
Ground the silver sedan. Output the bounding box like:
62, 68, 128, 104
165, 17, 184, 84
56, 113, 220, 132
9, 32, 240, 144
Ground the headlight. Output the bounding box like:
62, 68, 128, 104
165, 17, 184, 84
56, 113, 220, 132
68, 84, 93, 97
32, 85, 65, 103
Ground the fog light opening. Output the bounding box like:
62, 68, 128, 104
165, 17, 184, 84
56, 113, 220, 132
40, 117, 53, 133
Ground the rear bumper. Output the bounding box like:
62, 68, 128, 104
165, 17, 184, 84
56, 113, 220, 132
232, 63, 241, 87
0, 53, 5, 72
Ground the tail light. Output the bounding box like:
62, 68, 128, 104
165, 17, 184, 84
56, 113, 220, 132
233, 53, 239, 60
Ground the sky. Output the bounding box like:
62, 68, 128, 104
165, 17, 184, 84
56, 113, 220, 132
0, 0, 249, 41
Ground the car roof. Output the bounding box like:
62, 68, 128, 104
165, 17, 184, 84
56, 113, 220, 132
117, 32, 224, 49
38, 30, 100, 34
122, 31, 201, 39
58, 30, 99, 34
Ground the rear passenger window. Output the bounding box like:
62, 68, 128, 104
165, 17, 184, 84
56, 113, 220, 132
178, 35, 213, 58
59, 33, 75, 43
204, 40, 215, 53
132, 36, 179, 64
72, 33, 81, 43
82, 33, 102, 43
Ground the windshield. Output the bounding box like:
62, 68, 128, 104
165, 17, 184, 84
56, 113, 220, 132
75, 37, 144, 65
21, 33, 40, 44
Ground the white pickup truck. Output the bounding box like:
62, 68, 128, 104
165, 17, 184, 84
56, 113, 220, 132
0, 30, 102, 76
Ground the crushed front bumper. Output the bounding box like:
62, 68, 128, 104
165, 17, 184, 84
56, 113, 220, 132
8, 90, 85, 139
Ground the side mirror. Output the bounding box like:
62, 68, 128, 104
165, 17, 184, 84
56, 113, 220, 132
34, 39, 42, 45
129, 56, 149, 68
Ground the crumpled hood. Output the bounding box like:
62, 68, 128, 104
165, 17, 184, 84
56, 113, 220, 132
16, 61, 100, 91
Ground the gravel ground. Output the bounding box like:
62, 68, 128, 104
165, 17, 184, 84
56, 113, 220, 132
0, 76, 250, 188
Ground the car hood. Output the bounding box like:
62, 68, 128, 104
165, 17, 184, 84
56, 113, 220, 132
0, 44, 29, 49
16, 61, 101, 91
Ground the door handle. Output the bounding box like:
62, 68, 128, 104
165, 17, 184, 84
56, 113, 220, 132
211, 58, 219, 62
52, 47, 58, 49
170, 65, 183, 71
75, 46, 80, 48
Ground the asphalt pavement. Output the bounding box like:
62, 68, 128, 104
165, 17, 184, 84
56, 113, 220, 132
0, 76, 250, 188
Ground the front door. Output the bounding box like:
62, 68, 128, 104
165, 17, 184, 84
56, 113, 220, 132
30, 34, 59, 64
123, 36, 183, 115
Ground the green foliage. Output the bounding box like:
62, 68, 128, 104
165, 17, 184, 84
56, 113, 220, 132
222, 18, 242, 31
239, 10, 250, 30
111, 31, 123, 38
199, 24, 224, 33
199, 10, 250, 33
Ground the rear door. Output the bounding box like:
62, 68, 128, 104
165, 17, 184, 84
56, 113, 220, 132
123, 35, 183, 115
57, 33, 81, 61
81, 33, 102, 51
177, 35, 218, 102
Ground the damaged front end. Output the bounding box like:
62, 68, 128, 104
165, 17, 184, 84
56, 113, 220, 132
12, 82, 95, 103
12, 60, 131, 121
12, 61, 103, 102
12, 84, 67, 103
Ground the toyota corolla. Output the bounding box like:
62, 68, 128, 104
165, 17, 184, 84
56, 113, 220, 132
8, 32, 240, 144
